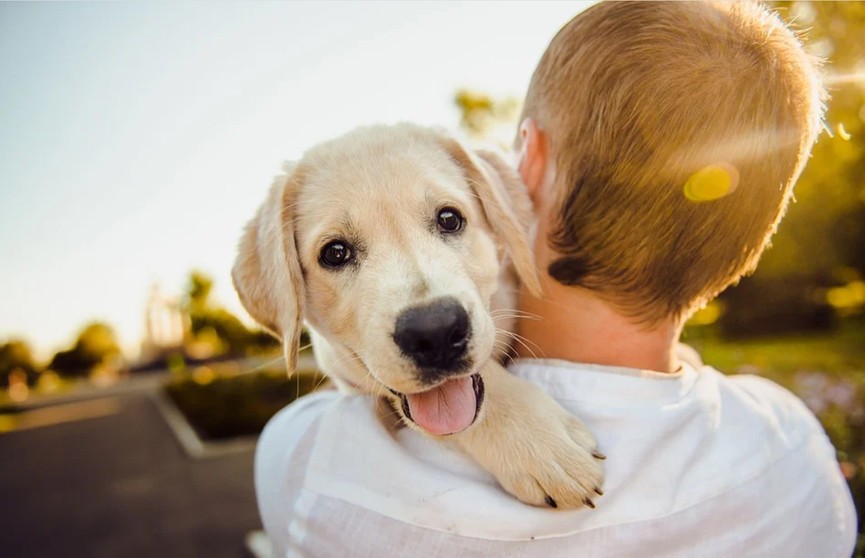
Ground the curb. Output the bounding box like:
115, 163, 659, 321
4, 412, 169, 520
149, 390, 258, 459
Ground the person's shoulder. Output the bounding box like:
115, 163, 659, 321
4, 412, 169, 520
255, 390, 386, 551
260, 390, 340, 438
702, 368, 845, 496
681, 366, 856, 555
256, 391, 337, 483
716, 370, 825, 438
257, 390, 377, 465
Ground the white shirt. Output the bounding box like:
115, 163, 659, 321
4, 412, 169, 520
255, 352, 857, 557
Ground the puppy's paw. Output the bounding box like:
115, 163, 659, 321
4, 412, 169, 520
453, 363, 605, 510
494, 412, 605, 510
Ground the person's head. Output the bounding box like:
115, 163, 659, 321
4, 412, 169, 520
516, 1, 825, 324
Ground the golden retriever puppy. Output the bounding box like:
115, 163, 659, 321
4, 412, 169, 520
233, 123, 604, 508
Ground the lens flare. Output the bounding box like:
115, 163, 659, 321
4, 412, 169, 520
826, 72, 865, 86
684, 163, 739, 202
837, 123, 852, 141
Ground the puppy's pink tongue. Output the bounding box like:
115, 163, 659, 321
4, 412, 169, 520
405, 376, 476, 436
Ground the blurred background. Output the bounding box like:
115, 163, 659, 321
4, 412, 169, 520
0, 1, 862, 556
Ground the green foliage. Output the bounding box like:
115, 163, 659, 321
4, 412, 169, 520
181, 270, 280, 358
721, 1, 865, 336
454, 89, 520, 145
0, 339, 39, 387
49, 322, 121, 378
187, 270, 214, 312
188, 308, 255, 356
717, 274, 836, 338
685, 318, 865, 378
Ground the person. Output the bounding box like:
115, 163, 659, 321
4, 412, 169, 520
255, 2, 857, 556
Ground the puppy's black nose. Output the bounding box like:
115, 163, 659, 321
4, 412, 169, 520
393, 297, 470, 372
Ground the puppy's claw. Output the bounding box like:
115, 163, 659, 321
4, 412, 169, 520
592, 450, 606, 460
544, 495, 558, 508
584, 498, 595, 509
594, 486, 604, 496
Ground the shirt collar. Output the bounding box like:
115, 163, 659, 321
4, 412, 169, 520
508, 349, 700, 406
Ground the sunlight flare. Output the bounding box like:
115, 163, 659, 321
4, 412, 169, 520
837, 122, 852, 141
826, 72, 865, 86
684, 162, 739, 202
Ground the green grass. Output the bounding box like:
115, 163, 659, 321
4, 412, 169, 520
684, 316, 865, 378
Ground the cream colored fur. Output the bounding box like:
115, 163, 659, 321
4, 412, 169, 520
233, 124, 603, 508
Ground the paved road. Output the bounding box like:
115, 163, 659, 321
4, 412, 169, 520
0, 391, 261, 558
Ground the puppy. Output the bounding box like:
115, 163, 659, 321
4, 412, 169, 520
233, 124, 604, 508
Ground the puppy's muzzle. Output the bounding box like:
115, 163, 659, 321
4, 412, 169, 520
392, 297, 470, 378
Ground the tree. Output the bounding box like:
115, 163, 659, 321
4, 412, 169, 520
49, 322, 122, 378
454, 89, 520, 146
0, 339, 39, 387
187, 270, 214, 313
182, 270, 279, 358
758, 1, 865, 279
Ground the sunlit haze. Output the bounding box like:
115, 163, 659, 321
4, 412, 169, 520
0, 1, 592, 359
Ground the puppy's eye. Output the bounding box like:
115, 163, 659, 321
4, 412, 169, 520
437, 207, 464, 233
320, 241, 354, 268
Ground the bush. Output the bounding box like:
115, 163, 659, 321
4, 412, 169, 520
164, 368, 326, 440
0, 340, 39, 387
49, 322, 122, 378
718, 275, 837, 338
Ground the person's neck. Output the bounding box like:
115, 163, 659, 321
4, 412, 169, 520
514, 274, 683, 374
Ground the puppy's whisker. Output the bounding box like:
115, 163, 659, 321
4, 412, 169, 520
240, 354, 286, 376
490, 311, 537, 318
490, 308, 541, 320
498, 329, 544, 360
313, 350, 373, 393
501, 352, 518, 368
353, 364, 392, 400
493, 285, 534, 296
370, 381, 387, 399
327, 350, 365, 370
491, 314, 542, 324
312, 372, 332, 392
490, 308, 540, 318
379, 405, 404, 421
492, 338, 521, 362
499, 328, 542, 350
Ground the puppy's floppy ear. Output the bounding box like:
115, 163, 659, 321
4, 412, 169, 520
232, 164, 306, 373
437, 136, 542, 297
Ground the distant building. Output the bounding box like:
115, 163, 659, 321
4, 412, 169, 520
139, 284, 188, 364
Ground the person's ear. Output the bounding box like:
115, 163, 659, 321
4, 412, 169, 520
516, 118, 549, 209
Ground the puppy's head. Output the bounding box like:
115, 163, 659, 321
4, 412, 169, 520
233, 124, 539, 435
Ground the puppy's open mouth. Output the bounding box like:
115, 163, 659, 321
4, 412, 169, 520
392, 373, 484, 436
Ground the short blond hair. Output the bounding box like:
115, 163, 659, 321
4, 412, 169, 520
521, 1, 824, 321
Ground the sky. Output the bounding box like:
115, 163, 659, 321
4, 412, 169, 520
0, 1, 592, 359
